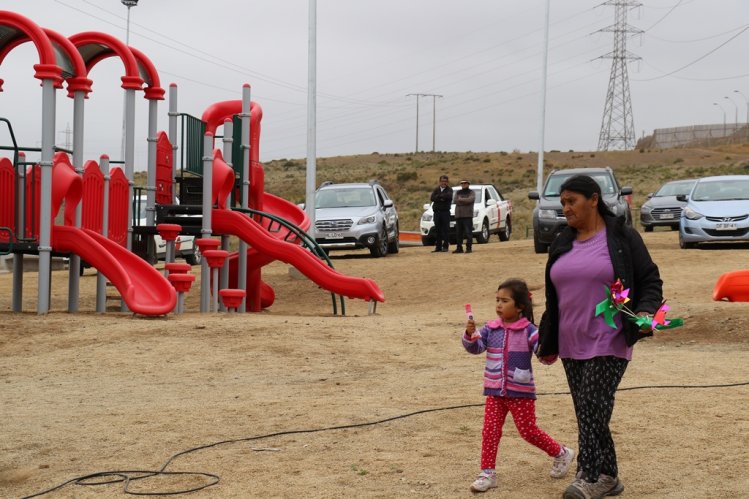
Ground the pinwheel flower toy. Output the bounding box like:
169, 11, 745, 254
594, 279, 684, 331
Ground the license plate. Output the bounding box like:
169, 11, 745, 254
327, 232, 344, 239
715, 223, 737, 231
658, 213, 674, 220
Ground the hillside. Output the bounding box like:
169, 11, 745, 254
137, 143, 749, 236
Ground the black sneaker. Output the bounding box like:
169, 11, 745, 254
452, 249, 464, 254
466, 248, 472, 253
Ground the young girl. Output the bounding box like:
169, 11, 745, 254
462, 278, 574, 493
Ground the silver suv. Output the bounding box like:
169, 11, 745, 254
312, 181, 399, 257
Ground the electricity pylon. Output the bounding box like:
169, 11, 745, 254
597, 0, 642, 151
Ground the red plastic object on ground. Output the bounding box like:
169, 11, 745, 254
168, 272, 196, 293
713, 270, 749, 302
165, 262, 192, 274
203, 249, 229, 268
219, 288, 246, 311
156, 223, 182, 242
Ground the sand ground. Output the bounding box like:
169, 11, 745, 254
1, 231, 748, 498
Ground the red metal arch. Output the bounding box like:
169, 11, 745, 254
0, 27, 91, 96
0, 10, 62, 89
68, 31, 143, 91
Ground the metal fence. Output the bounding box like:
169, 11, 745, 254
644, 123, 749, 149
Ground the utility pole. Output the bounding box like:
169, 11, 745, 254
406, 93, 443, 153
58, 123, 73, 151
596, 0, 642, 151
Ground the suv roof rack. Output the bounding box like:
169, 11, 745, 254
319, 181, 334, 188
368, 179, 380, 186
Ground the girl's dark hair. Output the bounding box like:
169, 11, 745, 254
559, 174, 615, 218
497, 278, 534, 323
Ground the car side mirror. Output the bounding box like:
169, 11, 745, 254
383, 199, 394, 208
297, 202, 306, 210
620, 186, 633, 196
646, 193, 653, 199
486, 198, 497, 207
676, 194, 687, 202
528, 191, 540, 200
423, 203, 431, 210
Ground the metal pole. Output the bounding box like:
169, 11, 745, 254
168, 84, 178, 204
199, 132, 214, 313
96, 155, 111, 313
305, 0, 318, 237
537, 0, 550, 193
431, 95, 443, 152
240, 85, 251, 312
38, 78, 56, 314
220, 119, 233, 311
68, 89, 85, 311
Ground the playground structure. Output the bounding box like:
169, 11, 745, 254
0, 10, 384, 316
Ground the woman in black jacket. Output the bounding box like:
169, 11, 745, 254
537, 175, 662, 499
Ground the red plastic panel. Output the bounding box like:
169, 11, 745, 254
81, 160, 103, 233
155, 131, 173, 204
0, 157, 15, 242
108, 167, 129, 247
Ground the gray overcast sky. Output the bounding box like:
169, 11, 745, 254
2, 1, 748, 169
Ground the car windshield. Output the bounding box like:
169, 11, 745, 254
316, 188, 376, 208
543, 173, 616, 197
691, 179, 749, 201
451, 187, 481, 204
654, 180, 695, 197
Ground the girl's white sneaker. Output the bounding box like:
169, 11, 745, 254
470, 470, 498, 492
551, 446, 575, 478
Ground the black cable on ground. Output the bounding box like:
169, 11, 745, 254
20, 380, 749, 498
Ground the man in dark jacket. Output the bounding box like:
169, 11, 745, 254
430, 175, 453, 252
453, 180, 476, 253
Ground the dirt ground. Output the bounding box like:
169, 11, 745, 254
1, 231, 748, 498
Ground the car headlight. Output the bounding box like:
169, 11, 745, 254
422, 213, 433, 222
683, 207, 703, 220
538, 209, 557, 220
640, 204, 652, 214
357, 215, 377, 225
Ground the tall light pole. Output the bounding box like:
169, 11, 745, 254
724, 95, 738, 127
406, 93, 442, 153
734, 90, 749, 123
713, 102, 726, 138
122, 0, 138, 44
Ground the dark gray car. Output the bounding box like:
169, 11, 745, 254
639, 179, 696, 232
528, 167, 633, 254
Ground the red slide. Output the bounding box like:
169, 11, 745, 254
52, 225, 177, 315
212, 209, 385, 303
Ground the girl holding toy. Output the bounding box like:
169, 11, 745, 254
462, 278, 574, 493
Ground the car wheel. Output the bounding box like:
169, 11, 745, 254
533, 237, 548, 254
679, 233, 696, 249
369, 226, 388, 258
387, 224, 400, 254
644, 225, 653, 232
499, 218, 511, 241
421, 236, 434, 247
185, 248, 201, 265
476, 219, 490, 244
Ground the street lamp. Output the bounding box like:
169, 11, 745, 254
121, 0, 138, 45
713, 102, 727, 139
724, 95, 739, 126
734, 90, 749, 123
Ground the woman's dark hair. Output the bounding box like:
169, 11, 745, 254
497, 278, 534, 323
559, 174, 615, 218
